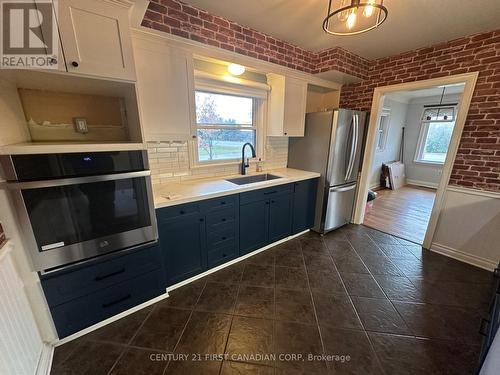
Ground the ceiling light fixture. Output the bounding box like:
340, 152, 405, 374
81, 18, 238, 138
227, 63, 245, 76
323, 0, 388, 36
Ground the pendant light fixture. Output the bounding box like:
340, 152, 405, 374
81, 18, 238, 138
323, 0, 388, 36
423, 86, 456, 122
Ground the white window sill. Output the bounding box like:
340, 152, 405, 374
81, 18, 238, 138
413, 160, 445, 166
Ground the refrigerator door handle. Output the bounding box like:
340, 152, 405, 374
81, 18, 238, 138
344, 114, 358, 181
330, 183, 357, 193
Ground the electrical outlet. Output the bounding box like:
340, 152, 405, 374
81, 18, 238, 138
73, 118, 88, 134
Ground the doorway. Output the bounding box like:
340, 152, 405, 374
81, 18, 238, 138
352, 73, 478, 248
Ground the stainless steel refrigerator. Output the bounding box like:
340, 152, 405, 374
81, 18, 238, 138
288, 109, 367, 233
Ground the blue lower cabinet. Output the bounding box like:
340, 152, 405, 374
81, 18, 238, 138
292, 178, 319, 234
158, 213, 207, 286
51, 269, 164, 338
268, 193, 292, 242
41, 243, 162, 307
239, 200, 270, 255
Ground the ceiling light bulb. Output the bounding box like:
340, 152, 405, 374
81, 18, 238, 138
346, 10, 357, 29
337, 0, 350, 21
364, 0, 375, 17
227, 63, 245, 76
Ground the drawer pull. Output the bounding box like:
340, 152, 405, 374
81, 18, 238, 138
95, 268, 126, 281
200, 218, 205, 222
180, 210, 185, 215
220, 201, 226, 205
221, 218, 227, 222
264, 191, 277, 195
102, 294, 131, 308
223, 253, 227, 257
221, 236, 227, 240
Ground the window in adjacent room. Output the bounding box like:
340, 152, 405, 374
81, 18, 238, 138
376, 108, 390, 152
415, 106, 456, 164
194, 90, 260, 164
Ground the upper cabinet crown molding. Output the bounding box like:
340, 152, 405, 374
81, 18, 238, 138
54, 0, 136, 81
267, 74, 308, 137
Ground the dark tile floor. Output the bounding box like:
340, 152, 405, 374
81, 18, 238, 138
51, 225, 494, 375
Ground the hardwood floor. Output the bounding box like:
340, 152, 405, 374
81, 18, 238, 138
363, 185, 436, 244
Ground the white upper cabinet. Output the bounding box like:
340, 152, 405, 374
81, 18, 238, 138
133, 34, 195, 140
267, 74, 308, 137
56, 0, 136, 81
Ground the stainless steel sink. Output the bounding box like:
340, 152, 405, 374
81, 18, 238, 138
226, 173, 282, 185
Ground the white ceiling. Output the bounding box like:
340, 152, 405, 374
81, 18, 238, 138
183, 0, 500, 59
385, 84, 465, 103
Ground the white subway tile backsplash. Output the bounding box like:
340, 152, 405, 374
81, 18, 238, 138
146, 137, 288, 184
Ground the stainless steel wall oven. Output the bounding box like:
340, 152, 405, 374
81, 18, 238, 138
1, 150, 157, 272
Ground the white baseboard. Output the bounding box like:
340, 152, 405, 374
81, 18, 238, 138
36, 343, 54, 375
430, 242, 497, 271
406, 179, 438, 189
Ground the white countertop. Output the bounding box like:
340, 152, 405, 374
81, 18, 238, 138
153, 168, 320, 209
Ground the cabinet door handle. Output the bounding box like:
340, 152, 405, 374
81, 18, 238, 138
271, 200, 275, 204
265, 201, 270, 205
95, 268, 126, 281
180, 210, 185, 215
71, 61, 79, 67
102, 294, 131, 308
199, 218, 204, 222
220, 201, 226, 205
221, 236, 227, 240
264, 191, 277, 195
221, 218, 226, 222
222, 253, 227, 257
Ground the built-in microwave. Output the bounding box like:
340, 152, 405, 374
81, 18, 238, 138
1, 150, 157, 272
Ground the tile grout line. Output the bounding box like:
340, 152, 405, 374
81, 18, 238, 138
217, 264, 247, 374
162, 279, 208, 375
301, 236, 329, 371
334, 228, 393, 375
105, 305, 158, 375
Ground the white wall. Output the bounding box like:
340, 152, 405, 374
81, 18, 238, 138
0, 187, 57, 342
431, 186, 500, 270
403, 93, 461, 188
369, 98, 407, 188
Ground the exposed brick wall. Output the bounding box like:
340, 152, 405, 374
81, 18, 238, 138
340, 30, 500, 192
141, 1, 500, 192
141, 0, 369, 78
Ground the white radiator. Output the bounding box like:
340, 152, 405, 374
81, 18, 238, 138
0, 243, 43, 375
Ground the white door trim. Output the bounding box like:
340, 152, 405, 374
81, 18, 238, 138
352, 72, 479, 250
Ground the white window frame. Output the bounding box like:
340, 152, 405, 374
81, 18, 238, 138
376, 108, 391, 152
189, 81, 267, 168
414, 106, 457, 165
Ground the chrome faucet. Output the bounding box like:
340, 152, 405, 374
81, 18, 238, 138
240, 142, 256, 175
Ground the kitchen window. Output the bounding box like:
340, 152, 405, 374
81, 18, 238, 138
193, 87, 265, 165
415, 106, 456, 164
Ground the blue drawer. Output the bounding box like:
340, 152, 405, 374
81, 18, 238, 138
208, 243, 238, 268
41, 243, 162, 307
240, 183, 292, 204
206, 207, 237, 230
156, 202, 200, 222
200, 195, 237, 213
207, 226, 236, 250
51, 269, 164, 338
